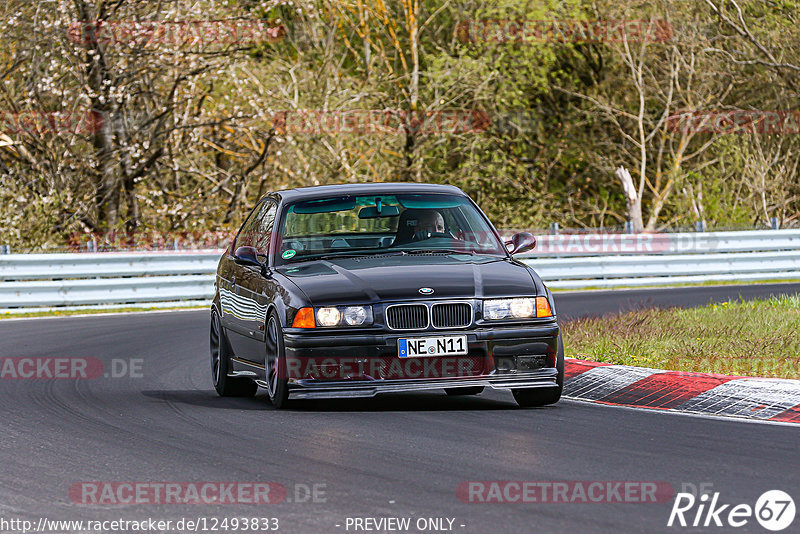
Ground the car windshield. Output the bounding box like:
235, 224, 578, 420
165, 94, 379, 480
275, 193, 506, 264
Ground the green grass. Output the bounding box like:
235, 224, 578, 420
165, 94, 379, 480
562, 295, 800, 378
549, 278, 800, 292
0, 305, 206, 319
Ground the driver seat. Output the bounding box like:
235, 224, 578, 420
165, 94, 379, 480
393, 209, 444, 246
393, 209, 423, 246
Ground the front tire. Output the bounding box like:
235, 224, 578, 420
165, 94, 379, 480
210, 309, 257, 397
512, 332, 565, 408
265, 312, 290, 408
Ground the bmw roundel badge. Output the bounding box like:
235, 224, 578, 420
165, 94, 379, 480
419, 287, 434, 295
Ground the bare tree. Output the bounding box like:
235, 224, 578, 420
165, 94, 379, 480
0, 0, 279, 242
561, 1, 733, 231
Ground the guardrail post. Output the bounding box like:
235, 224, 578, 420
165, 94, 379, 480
771, 217, 780, 230
0, 245, 10, 254
87, 238, 97, 252
624, 220, 634, 234
549, 222, 560, 236
695, 220, 706, 232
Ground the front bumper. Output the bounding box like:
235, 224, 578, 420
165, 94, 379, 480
286, 371, 558, 399
282, 321, 559, 400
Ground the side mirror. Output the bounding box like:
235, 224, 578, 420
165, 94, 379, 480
506, 232, 536, 255
234, 246, 264, 270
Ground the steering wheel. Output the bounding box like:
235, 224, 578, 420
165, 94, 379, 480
414, 231, 456, 241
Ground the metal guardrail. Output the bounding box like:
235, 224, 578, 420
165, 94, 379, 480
516, 229, 800, 256
518, 229, 800, 288
0, 252, 220, 311
1, 230, 800, 312
0, 251, 220, 280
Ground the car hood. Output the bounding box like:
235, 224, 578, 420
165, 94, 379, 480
275, 254, 540, 305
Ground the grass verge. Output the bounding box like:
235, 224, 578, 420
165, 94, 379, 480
0, 306, 206, 319
562, 295, 800, 378
549, 277, 800, 292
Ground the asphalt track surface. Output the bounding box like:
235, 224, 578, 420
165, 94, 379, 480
1, 283, 799, 534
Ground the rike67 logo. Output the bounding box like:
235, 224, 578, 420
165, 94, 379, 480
668, 490, 795, 531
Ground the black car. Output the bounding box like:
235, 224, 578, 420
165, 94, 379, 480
210, 183, 563, 408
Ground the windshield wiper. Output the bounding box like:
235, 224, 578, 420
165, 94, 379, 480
404, 248, 477, 255
287, 250, 407, 263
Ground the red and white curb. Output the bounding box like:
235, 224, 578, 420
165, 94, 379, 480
563, 359, 800, 423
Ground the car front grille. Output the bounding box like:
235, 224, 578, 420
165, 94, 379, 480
386, 304, 428, 330
431, 303, 472, 328
385, 302, 473, 330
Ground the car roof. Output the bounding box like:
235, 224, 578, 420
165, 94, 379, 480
271, 182, 466, 203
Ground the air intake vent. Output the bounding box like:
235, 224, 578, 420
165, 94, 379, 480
386, 304, 428, 330
432, 303, 472, 328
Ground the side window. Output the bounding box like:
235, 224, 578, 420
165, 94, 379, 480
254, 202, 278, 254
235, 202, 264, 249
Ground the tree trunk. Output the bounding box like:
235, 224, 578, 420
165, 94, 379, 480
124, 174, 139, 235
78, 0, 120, 232
402, 126, 416, 182
403, 0, 420, 182
615, 166, 644, 232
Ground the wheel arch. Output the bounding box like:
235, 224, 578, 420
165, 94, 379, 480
265, 299, 288, 329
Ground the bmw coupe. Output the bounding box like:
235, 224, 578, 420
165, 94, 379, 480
210, 183, 563, 408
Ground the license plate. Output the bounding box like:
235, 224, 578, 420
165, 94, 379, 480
398, 335, 468, 358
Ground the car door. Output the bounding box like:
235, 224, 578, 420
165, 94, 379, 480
226, 200, 280, 363
221, 200, 267, 357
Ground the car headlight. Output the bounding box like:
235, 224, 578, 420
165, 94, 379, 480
483, 297, 552, 320
343, 306, 368, 325
510, 298, 534, 318
315, 306, 373, 327
316, 307, 341, 326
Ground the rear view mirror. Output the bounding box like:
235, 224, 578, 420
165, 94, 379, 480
359, 205, 400, 219
507, 232, 536, 255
